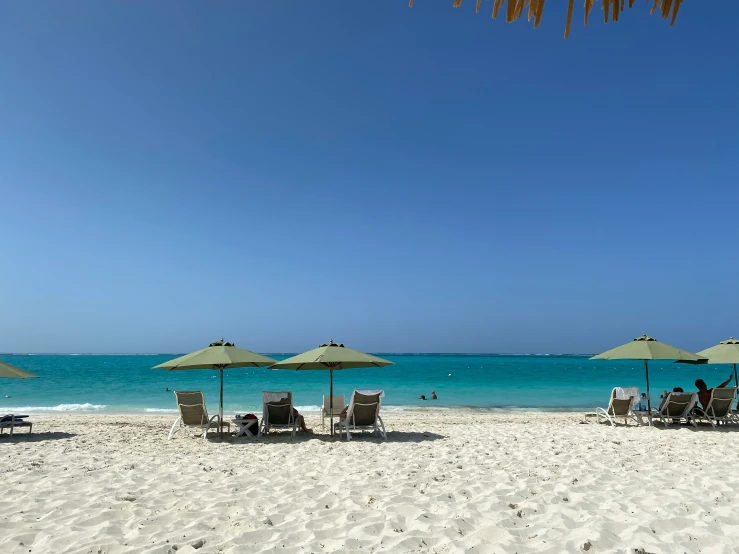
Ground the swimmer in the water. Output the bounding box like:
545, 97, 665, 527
419, 394, 427, 400
431, 391, 437, 400
165, 387, 170, 392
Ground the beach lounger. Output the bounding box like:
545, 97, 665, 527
0, 415, 33, 437
595, 387, 640, 427
259, 392, 297, 437
321, 395, 345, 431
168, 391, 229, 440
694, 387, 737, 429
337, 389, 386, 441
653, 392, 698, 428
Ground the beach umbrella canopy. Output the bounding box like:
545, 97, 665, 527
591, 334, 705, 424
696, 338, 739, 387
270, 340, 394, 434
154, 339, 277, 437
0, 361, 39, 379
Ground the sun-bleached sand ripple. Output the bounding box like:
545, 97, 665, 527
2, 412, 739, 554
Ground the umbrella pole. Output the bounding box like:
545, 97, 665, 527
329, 368, 334, 436
644, 360, 652, 426
219, 367, 224, 439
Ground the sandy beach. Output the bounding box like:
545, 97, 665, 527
2, 411, 738, 554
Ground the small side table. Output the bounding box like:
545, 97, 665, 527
633, 410, 653, 426
232, 418, 259, 438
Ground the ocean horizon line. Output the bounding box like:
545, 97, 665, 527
0, 352, 596, 357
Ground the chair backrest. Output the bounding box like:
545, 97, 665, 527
266, 403, 292, 424
707, 387, 737, 418
174, 391, 208, 426
348, 390, 383, 426
607, 397, 634, 417
661, 393, 696, 417
263, 392, 292, 425
323, 395, 345, 412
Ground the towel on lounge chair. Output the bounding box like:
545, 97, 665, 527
263, 392, 290, 404
614, 387, 640, 409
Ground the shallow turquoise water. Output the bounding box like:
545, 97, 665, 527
0, 354, 733, 414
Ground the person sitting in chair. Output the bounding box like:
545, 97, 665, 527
696, 376, 733, 409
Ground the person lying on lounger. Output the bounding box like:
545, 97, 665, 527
658, 388, 688, 421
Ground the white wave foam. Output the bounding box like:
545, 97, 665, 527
293, 405, 322, 413
294, 404, 403, 413
0, 403, 107, 412
144, 408, 178, 413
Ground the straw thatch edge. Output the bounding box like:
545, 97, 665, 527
409, 0, 683, 38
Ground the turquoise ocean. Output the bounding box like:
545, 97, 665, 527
0, 354, 733, 415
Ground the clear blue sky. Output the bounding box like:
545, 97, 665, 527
1, 1, 737, 354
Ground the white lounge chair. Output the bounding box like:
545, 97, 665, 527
595, 387, 640, 427
259, 391, 297, 437
0, 414, 33, 437
653, 392, 698, 428
321, 395, 345, 431
695, 387, 737, 429
337, 389, 386, 441
168, 391, 229, 440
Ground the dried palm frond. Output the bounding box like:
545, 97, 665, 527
409, 0, 684, 39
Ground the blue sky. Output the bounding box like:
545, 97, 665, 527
1, 1, 737, 354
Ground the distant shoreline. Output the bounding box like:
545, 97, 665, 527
0, 404, 593, 416
0, 352, 596, 357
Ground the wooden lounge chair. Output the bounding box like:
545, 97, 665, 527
695, 387, 737, 429
259, 391, 297, 437
0, 414, 33, 437
168, 391, 229, 440
654, 392, 698, 428
595, 387, 640, 427
337, 389, 386, 441
321, 395, 345, 431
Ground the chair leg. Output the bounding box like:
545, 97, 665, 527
168, 417, 182, 440
378, 416, 386, 440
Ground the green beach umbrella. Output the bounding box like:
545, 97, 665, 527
154, 339, 277, 438
591, 334, 706, 425
695, 338, 739, 389
270, 340, 394, 434
0, 361, 39, 379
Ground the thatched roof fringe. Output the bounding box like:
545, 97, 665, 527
409, 0, 683, 39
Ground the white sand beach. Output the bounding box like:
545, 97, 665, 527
2, 411, 738, 554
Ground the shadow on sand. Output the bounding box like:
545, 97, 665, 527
0, 431, 77, 442
212, 430, 446, 444
650, 422, 739, 433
